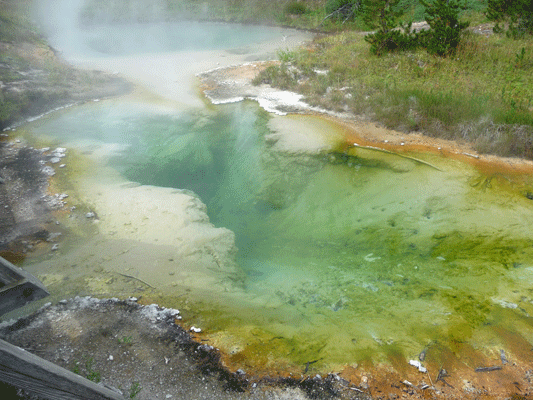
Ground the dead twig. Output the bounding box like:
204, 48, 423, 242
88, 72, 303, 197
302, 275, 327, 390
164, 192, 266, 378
475, 366, 502, 372
115, 272, 155, 289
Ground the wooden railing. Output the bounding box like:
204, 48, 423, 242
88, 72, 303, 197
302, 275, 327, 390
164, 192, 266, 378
0, 256, 123, 399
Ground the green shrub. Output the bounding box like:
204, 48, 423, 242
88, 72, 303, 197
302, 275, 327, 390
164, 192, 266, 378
363, 0, 420, 55
487, 0, 533, 38
325, 0, 362, 21
365, 24, 420, 55
420, 0, 469, 56
285, 1, 308, 15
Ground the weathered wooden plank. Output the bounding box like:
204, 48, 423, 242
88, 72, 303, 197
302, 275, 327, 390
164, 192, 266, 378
0, 339, 123, 400
0, 256, 49, 315
0, 264, 21, 285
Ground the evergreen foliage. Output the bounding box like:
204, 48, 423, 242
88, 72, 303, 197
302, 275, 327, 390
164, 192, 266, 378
363, 0, 420, 55
355, 0, 470, 56
419, 0, 469, 55
487, 0, 533, 38
324, 0, 363, 22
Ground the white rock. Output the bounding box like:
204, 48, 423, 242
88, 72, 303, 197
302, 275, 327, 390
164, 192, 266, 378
41, 166, 55, 176
409, 359, 427, 372
190, 326, 202, 333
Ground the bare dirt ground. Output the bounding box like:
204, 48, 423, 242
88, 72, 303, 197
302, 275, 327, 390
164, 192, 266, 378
0, 297, 368, 400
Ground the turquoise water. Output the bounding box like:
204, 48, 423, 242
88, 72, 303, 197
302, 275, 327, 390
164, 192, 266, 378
24, 99, 533, 371
36, 0, 291, 59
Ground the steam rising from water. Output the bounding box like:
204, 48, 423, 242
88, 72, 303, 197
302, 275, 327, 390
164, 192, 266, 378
22, 0, 533, 375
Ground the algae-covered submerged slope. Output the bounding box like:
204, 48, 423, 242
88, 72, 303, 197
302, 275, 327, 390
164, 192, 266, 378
20, 96, 533, 379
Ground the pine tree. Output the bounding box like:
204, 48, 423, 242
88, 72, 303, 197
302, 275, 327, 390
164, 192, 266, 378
419, 0, 469, 56
487, 0, 533, 38
363, 0, 418, 55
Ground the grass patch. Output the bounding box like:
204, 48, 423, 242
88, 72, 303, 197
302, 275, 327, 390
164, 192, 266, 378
72, 356, 102, 383
254, 26, 533, 159
129, 381, 142, 399
0, 0, 43, 44
79, 0, 349, 30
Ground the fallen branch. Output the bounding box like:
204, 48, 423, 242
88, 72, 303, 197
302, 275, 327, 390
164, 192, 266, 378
115, 272, 155, 289
475, 366, 502, 372
351, 143, 444, 171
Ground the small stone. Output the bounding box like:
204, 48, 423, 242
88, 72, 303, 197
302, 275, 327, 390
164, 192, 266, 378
41, 166, 55, 176
85, 212, 96, 219
108, 355, 114, 361
190, 326, 201, 333
59, 164, 66, 168
50, 157, 61, 163
51, 244, 59, 251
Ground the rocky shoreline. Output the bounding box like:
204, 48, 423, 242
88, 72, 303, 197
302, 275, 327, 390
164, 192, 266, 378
0, 35, 132, 261
0, 142, 66, 260
0, 296, 365, 400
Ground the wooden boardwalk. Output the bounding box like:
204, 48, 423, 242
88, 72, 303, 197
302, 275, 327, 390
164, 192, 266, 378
0, 256, 123, 399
